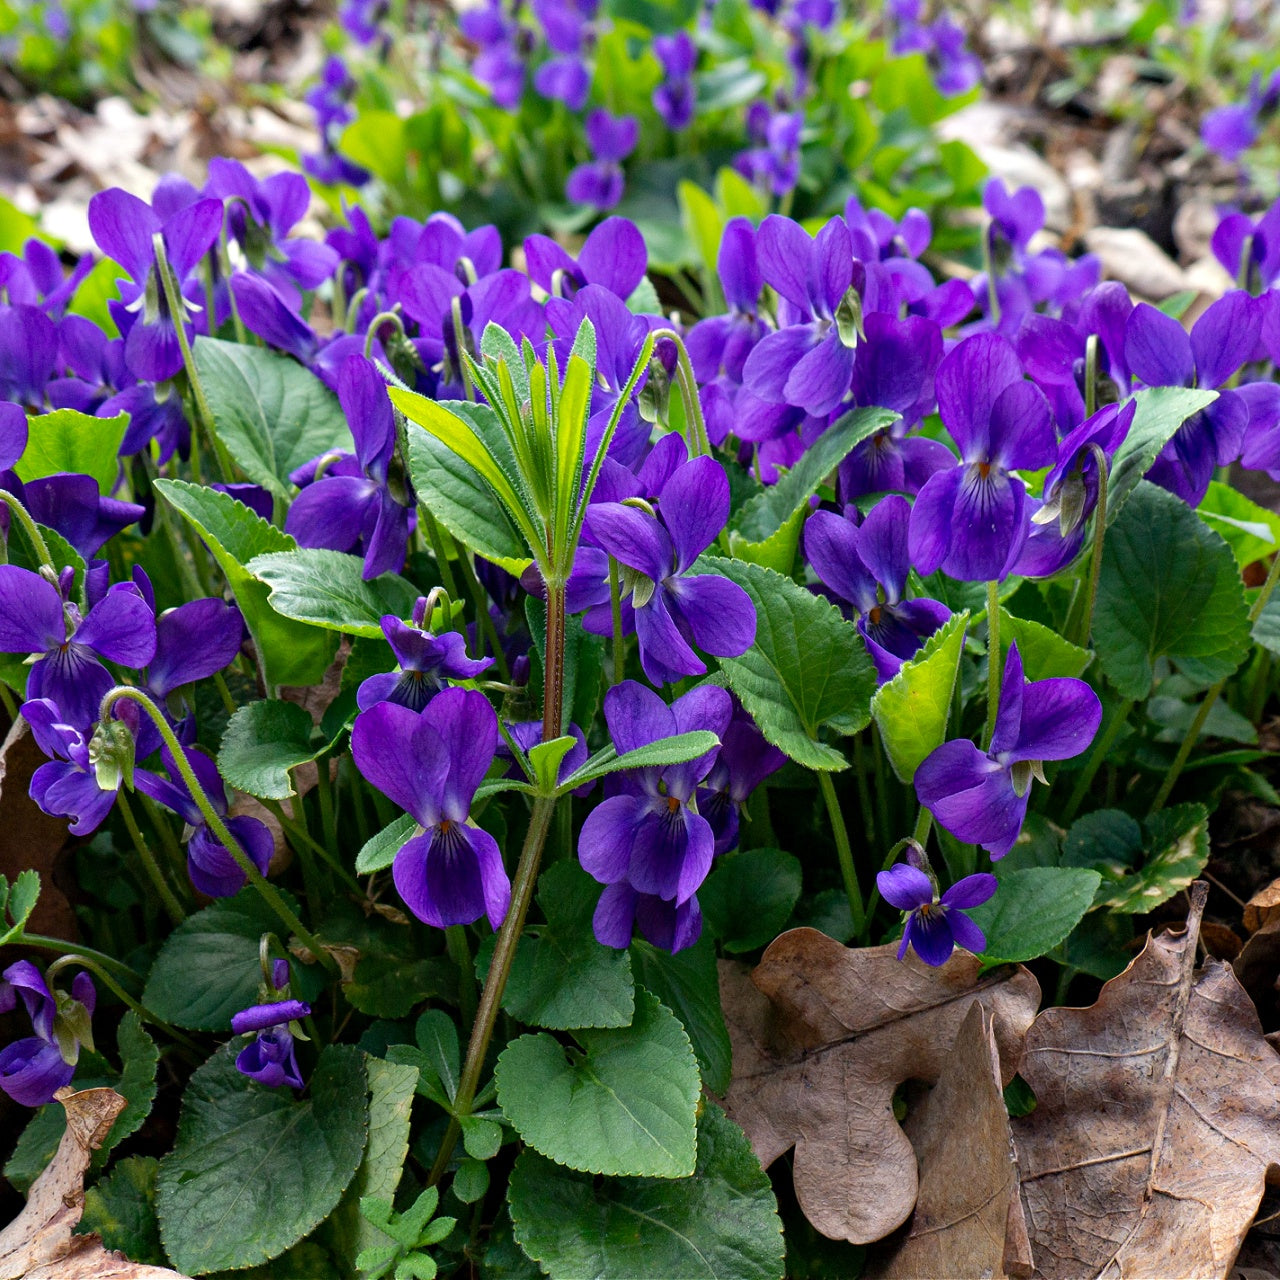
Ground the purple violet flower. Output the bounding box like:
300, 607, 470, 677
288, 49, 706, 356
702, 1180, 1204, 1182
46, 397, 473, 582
915, 643, 1102, 858
695, 696, 785, 855
806, 494, 951, 682
0, 962, 96, 1106
351, 688, 509, 929
232, 999, 311, 1088
652, 31, 696, 130
524, 217, 647, 302
907, 333, 1055, 582
582, 454, 756, 685
356, 602, 493, 712
877, 865, 995, 966
20, 698, 120, 835
566, 110, 639, 209
579, 681, 731, 951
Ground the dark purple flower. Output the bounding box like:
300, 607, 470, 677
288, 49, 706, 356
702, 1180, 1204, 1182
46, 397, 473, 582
0, 304, 59, 407
351, 688, 508, 929
1212, 202, 1280, 293
500, 720, 591, 793
806, 494, 951, 682
593, 882, 703, 952
21, 698, 119, 835
524, 217, 647, 302
1201, 73, 1280, 162
877, 865, 995, 966
87, 188, 223, 382
4, 473, 146, 560
686, 218, 766, 385
566, 110, 638, 209
0, 238, 93, 317
0, 962, 95, 1106
0, 402, 26, 470
734, 110, 802, 197
1123, 291, 1261, 504
915, 643, 1102, 858
303, 57, 370, 187
907, 333, 1055, 582
285, 355, 413, 579
356, 603, 493, 712
232, 999, 311, 1088
578, 681, 731, 950
135, 746, 273, 898
0, 569, 155, 731
582, 455, 756, 685
534, 56, 591, 109
696, 697, 785, 854
229, 274, 319, 364
652, 32, 696, 130
144, 597, 245, 703
742, 215, 858, 417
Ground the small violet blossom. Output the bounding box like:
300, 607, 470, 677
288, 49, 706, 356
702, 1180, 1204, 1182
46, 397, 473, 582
652, 32, 696, 130
579, 681, 732, 953
805, 494, 951, 682
877, 865, 995, 967
566, 110, 639, 209
232, 998, 311, 1089
907, 333, 1055, 582
696, 696, 785, 855
356, 606, 493, 713
351, 688, 509, 929
0, 961, 96, 1106
915, 643, 1102, 858
581, 453, 756, 686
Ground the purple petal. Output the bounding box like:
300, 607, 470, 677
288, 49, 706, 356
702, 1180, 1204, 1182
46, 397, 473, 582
76, 582, 157, 666
30, 757, 117, 835
934, 333, 1024, 460
742, 325, 821, 406
940, 871, 998, 909
854, 493, 911, 601
585, 503, 674, 582
231, 999, 311, 1034
425, 687, 498, 822
627, 803, 714, 903
1124, 303, 1195, 389
351, 700, 450, 827
0, 567, 64, 654
636, 594, 705, 683
659, 456, 729, 572
667, 574, 757, 659
717, 218, 761, 313
230, 275, 317, 363
756, 216, 816, 311
1003, 676, 1102, 764
593, 881, 640, 948
579, 217, 647, 299
907, 465, 964, 578
945, 909, 986, 956
162, 199, 224, 281
905, 911, 957, 967
939, 466, 1026, 582
148, 599, 244, 696
805, 510, 877, 611
988, 380, 1055, 471
603, 679, 677, 755
990, 640, 1025, 757
1190, 290, 1261, 390
338, 354, 396, 475
784, 330, 855, 417
0, 1037, 75, 1107
877, 863, 933, 911
580, 794, 648, 886
915, 739, 1027, 859
635, 891, 703, 953
87, 189, 159, 283
285, 476, 376, 552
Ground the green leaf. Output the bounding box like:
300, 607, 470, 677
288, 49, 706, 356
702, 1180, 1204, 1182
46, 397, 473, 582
1093, 481, 1251, 698
559, 730, 722, 792
217, 700, 324, 800
1062, 803, 1210, 913
451, 1159, 489, 1204
5, 1098, 73, 1193
338, 111, 407, 183
507, 1102, 784, 1280
330, 1057, 419, 1276
500, 860, 634, 1030
7, 522, 87, 607
158, 1044, 368, 1275
404, 417, 531, 575
709, 557, 877, 771
997, 609, 1092, 681
246, 548, 421, 637
1254, 594, 1280, 657
629, 936, 732, 1095
461, 1114, 503, 1160
729, 406, 899, 571
967, 867, 1102, 964
528, 735, 577, 796
142, 889, 304, 1030
1106, 387, 1219, 522
0, 868, 39, 946
496, 988, 700, 1177
79, 1157, 166, 1268
154, 478, 336, 687
1198, 480, 1280, 568
701, 848, 801, 954
871, 611, 968, 784
193, 336, 353, 498
98, 1011, 159, 1165
415, 1008, 461, 1104
356, 812, 417, 874
14, 408, 128, 495
678, 179, 724, 281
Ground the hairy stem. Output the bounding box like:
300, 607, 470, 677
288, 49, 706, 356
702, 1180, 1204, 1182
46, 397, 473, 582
0, 489, 54, 570
116, 789, 187, 925
1063, 697, 1134, 823
819, 771, 864, 936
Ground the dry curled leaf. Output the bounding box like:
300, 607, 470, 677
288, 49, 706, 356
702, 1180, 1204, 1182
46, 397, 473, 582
1014, 883, 1280, 1280
868, 1003, 1032, 1280
0, 1087, 188, 1280
1245, 877, 1280, 934
720, 927, 1041, 1244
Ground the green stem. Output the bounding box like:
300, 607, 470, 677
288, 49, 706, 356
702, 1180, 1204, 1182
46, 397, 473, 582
116, 789, 187, 925
0, 683, 16, 720
138, 792, 190, 881
260, 797, 361, 894
364, 309, 405, 360
1248, 650, 1273, 722
1084, 334, 1099, 419
864, 808, 933, 927
1074, 443, 1110, 649
1151, 549, 1280, 814
852, 733, 878, 849
608, 557, 625, 685
454, 545, 510, 677
99, 687, 339, 974
541, 582, 566, 743
871, 724, 892, 854
818, 771, 864, 936
981, 229, 1002, 327
984, 580, 1001, 749
650, 329, 712, 458
44, 954, 202, 1055
315, 758, 339, 856
153, 234, 234, 485
0, 489, 54, 569
422, 508, 461, 602
446, 925, 477, 1029
428, 794, 557, 1187
1063, 697, 1134, 823
20, 935, 142, 985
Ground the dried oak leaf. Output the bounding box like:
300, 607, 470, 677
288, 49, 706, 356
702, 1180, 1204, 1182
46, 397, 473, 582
0, 1086, 188, 1280
719, 927, 1041, 1244
1245, 877, 1280, 934
1013, 883, 1280, 1280
868, 1003, 1033, 1279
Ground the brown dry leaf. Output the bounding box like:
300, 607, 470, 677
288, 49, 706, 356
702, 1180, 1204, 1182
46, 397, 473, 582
0, 717, 78, 940
1233, 915, 1280, 1029
719, 927, 1041, 1244
868, 1003, 1031, 1280
0, 1087, 188, 1280
1245, 878, 1280, 934
1013, 882, 1280, 1280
